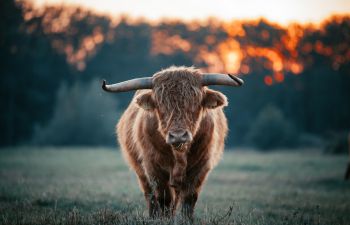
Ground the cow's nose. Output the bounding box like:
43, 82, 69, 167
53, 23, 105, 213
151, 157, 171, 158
166, 130, 192, 145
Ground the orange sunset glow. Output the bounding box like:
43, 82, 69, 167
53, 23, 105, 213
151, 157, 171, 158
30, 0, 350, 25
22, 0, 350, 86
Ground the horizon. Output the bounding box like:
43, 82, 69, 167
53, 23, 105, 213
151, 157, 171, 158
29, 0, 350, 25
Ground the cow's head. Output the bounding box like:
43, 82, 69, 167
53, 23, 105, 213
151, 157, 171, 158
102, 66, 243, 151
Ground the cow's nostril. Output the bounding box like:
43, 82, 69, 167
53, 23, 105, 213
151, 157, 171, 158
167, 130, 192, 145
181, 131, 189, 139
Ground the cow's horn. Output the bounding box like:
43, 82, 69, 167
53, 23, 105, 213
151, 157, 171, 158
202, 73, 244, 87
102, 77, 153, 92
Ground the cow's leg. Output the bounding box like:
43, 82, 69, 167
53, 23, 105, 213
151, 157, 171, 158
181, 165, 210, 220
171, 188, 181, 216
129, 162, 158, 217
135, 172, 157, 217
155, 182, 173, 217
122, 150, 157, 217
182, 192, 198, 220
144, 161, 174, 217
119, 140, 157, 216
147, 178, 173, 217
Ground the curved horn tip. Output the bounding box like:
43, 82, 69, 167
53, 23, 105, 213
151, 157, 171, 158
228, 74, 244, 86
102, 79, 108, 91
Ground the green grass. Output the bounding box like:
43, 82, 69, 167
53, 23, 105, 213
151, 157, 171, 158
0, 147, 349, 224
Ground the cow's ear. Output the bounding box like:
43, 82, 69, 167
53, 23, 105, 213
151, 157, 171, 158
202, 90, 228, 109
136, 92, 156, 111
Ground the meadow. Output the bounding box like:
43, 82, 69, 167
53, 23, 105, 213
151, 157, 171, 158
0, 147, 349, 225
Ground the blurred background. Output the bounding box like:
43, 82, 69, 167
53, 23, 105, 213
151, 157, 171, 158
1, 1, 350, 224
1, 0, 350, 152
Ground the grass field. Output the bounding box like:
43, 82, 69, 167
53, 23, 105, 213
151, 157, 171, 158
0, 147, 349, 225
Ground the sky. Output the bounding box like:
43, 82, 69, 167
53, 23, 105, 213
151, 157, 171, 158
31, 0, 350, 24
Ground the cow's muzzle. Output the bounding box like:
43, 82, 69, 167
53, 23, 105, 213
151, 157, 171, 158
166, 129, 192, 148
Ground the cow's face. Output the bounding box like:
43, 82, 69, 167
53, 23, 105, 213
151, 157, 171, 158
136, 71, 227, 151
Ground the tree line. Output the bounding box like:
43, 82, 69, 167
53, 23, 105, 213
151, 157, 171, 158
1, 0, 349, 149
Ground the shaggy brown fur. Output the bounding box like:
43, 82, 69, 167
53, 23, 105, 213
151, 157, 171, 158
117, 66, 228, 218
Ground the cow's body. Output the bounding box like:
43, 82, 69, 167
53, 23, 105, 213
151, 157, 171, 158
116, 67, 229, 217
